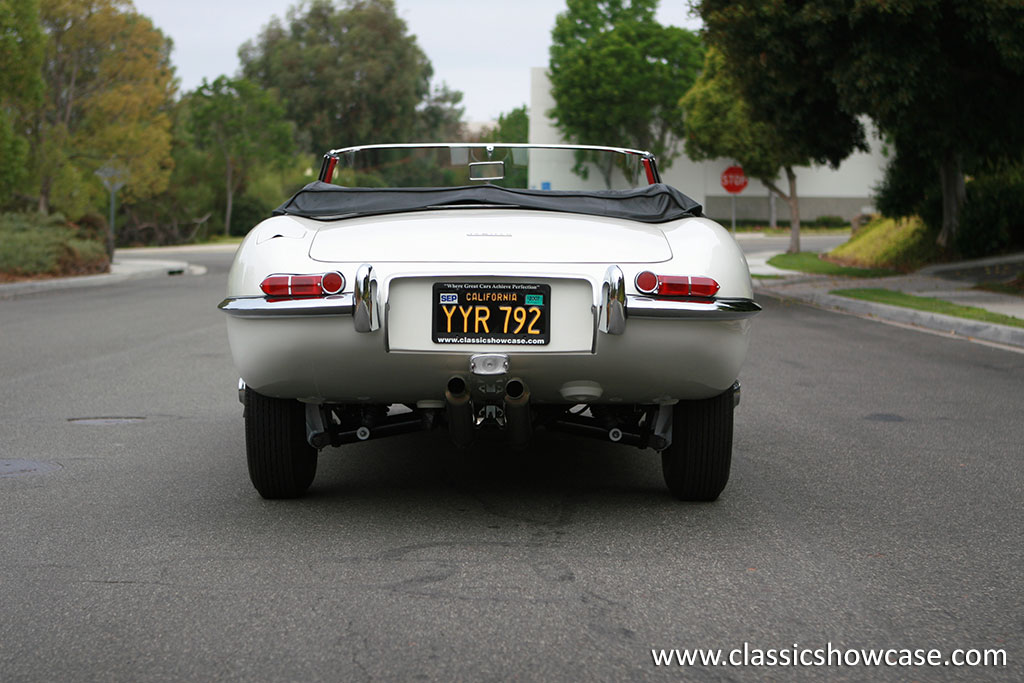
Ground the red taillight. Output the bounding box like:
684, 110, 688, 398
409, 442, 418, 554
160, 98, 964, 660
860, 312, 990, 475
654, 275, 692, 296
635, 270, 659, 294
634, 271, 720, 298
689, 276, 720, 298
259, 275, 291, 297
260, 272, 345, 298
321, 271, 344, 294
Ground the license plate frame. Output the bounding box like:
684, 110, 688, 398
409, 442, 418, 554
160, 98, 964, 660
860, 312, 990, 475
432, 282, 551, 345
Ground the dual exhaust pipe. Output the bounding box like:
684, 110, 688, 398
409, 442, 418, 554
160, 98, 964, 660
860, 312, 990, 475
445, 376, 531, 448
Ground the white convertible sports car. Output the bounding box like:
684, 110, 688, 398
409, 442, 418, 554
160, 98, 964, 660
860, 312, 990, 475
220, 144, 760, 501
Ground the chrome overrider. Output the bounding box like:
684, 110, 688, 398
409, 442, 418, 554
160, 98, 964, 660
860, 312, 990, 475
598, 266, 627, 335
352, 263, 380, 332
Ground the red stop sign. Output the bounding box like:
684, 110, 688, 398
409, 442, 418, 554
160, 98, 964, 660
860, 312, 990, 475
721, 165, 748, 194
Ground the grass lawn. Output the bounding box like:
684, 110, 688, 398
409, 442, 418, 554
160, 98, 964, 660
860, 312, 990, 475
768, 252, 896, 278
831, 288, 1024, 329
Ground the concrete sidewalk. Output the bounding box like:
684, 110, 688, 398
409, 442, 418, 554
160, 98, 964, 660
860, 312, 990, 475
752, 252, 1024, 349
0, 256, 198, 299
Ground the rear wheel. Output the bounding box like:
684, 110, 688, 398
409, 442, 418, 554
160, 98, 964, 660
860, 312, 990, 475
661, 385, 735, 501
244, 387, 317, 499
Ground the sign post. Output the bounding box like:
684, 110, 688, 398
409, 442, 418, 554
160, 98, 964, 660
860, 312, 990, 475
720, 165, 748, 234
95, 161, 127, 261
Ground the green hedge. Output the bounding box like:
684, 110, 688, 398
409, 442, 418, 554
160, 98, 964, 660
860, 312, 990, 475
957, 166, 1024, 258
0, 212, 109, 278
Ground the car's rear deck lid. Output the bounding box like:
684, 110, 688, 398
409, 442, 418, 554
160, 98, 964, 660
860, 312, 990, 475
274, 182, 702, 224
306, 209, 674, 263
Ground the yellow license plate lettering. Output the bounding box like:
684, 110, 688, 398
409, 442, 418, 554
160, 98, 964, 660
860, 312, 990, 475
499, 305, 513, 333
512, 306, 527, 334
458, 305, 473, 333
442, 304, 457, 333
526, 306, 542, 335
474, 306, 490, 333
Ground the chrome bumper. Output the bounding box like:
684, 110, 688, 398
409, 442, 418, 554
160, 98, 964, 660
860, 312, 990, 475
218, 293, 760, 322
626, 296, 761, 321
219, 294, 354, 318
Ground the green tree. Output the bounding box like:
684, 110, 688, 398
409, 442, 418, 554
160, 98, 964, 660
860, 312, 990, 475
0, 0, 45, 207
239, 0, 434, 155
548, 0, 703, 185
30, 0, 176, 217
682, 48, 808, 252
188, 76, 295, 236
481, 105, 529, 144
121, 96, 222, 244
415, 82, 466, 141
698, 0, 1024, 248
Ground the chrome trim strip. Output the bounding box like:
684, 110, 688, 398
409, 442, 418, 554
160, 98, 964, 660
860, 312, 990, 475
220, 292, 760, 323
598, 265, 627, 335
353, 264, 380, 332
626, 296, 762, 320
218, 294, 354, 318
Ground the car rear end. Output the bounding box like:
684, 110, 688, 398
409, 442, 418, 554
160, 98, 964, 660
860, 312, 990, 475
220, 143, 760, 501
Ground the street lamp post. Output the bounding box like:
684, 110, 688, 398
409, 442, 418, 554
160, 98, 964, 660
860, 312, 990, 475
94, 162, 127, 262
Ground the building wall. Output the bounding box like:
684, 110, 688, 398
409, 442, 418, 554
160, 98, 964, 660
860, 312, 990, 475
703, 196, 876, 224
528, 67, 887, 222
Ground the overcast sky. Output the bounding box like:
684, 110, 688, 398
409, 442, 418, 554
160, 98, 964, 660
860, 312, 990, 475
131, 0, 702, 123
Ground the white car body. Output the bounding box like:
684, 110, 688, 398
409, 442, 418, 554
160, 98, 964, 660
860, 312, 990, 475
220, 144, 760, 501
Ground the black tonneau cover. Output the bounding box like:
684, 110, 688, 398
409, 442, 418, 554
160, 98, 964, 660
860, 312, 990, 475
273, 181, 703, 223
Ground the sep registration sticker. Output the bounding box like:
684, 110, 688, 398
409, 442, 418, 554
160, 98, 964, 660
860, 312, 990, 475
432, 282, 550, 345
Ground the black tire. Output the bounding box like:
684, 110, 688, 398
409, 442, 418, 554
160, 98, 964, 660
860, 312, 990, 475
661, 385, 735, 501
244, 387, 317, 499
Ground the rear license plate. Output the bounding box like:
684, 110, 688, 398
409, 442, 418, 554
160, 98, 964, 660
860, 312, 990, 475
432, 282, 550, 345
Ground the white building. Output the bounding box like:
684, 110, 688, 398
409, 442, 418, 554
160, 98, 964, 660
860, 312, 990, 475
528, 67, 887, 223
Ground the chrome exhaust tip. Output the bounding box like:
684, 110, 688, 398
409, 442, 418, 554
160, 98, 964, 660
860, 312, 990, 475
504, 378, 531, 448
445, 376, 474, 447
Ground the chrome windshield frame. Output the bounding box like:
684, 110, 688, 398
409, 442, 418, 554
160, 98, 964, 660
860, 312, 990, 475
318, 143, 661, 184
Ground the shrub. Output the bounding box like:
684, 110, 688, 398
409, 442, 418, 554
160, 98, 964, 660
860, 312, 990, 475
0, 212, 109, 278
873, 146, 944, 231
230, 195, 277, 236
811, 214, 847, 228
956, 165, 1024, 258
74, 212, 108, 242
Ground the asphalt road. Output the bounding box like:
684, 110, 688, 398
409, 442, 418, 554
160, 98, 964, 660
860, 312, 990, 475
1, 251, 1021, 681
